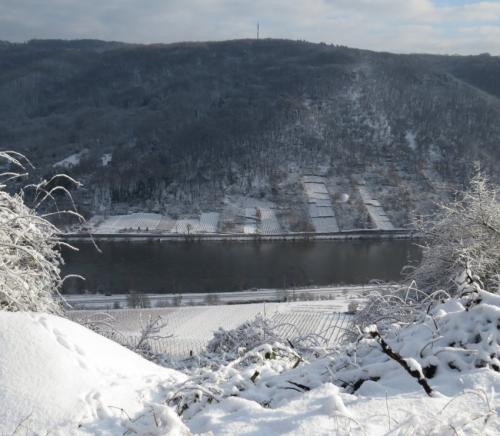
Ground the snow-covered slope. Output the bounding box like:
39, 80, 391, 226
0, 312, 188, 435
173, 289, 500, 435
3, 288, 500, 435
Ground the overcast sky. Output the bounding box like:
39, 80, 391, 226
0, 0, 499, 54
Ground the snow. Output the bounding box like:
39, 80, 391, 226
179, 288, 500, 435
260, 207, 281, 234
53, 151, 86, 168
302, 176, 339, 233
243, 207, 257, 234
172, 218, 199, 234
69, 301, 351, 358
358, 186, 395, 230
101, 153, 112, 166
65, 285, 368, 310
0, 311, 187, 434
221, 196, 282, 235
89, 212, 220, 234
94, 212, 163, 233
405, 131, 418, 152
3, 288, 500, 435
199, 212, 220, 233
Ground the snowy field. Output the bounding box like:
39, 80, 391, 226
220, 195, 282, 235
69, 301, 351, 358
172, 218, 200, 234
243, 207, 257, 234
199, 212, 220, 233
92, 212, 220, 234
303, 176, 340, 233
358, 185, 395, 230
260, 207, 281, 234
94, 213, 163, 233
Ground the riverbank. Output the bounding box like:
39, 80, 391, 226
61, 228, 417, 242
63, 284, 390, 310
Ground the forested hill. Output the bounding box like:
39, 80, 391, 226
1, 38, 500, 220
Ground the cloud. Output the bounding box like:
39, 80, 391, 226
0, 0, 498, 54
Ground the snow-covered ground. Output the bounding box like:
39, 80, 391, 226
53, 150, 87, 168
2, 288, 500, 435
4, 287, 500, 435
260, 207, 281, 234
0, 311, 188, 435
358, 185, 395, 230
172, 218, 200, 234
303, 176, 340, 233
94, 213, 163, 233
221, 195, 282, 235
69, 301, 351, 358
243, 207, 258, 234
91, 212, 220, 234
199, 212, 220, 233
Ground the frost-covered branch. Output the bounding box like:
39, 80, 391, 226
0, 151, 82, 313
407, 169, 500, 293
365, 325, 434, 396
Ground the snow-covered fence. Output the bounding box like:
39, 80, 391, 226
272, 309, 350, 347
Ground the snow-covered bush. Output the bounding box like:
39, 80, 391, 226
333, 282, 500, 395
206, 315, 280, 358
76, 312, 172, 362
166, 340, 305, 418
0, 151, 80, 313
344, 281, 450, 342
407, 169, 500, 293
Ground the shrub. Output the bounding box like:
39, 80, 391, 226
0, 151, 80, 313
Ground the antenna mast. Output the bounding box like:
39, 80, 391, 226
257, 22, 260, 39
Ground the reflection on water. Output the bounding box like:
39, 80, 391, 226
61, 239, 421, 294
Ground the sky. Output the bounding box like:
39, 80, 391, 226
0, 0, 499, 54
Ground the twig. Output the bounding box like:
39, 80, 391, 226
367, 326, 434, 396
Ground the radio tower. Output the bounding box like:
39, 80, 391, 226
257, 22, 260, 39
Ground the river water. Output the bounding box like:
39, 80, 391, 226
61, 239, 421, 294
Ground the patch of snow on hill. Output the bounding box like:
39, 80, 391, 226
53, 150, 86, 168
101, 153, 112, 166
405, 130, 418, 151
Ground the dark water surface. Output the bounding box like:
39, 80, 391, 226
61, 239, 421, 294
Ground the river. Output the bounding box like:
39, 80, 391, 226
61, 239, 421, 294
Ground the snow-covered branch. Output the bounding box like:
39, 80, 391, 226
0, 151, 82, 313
